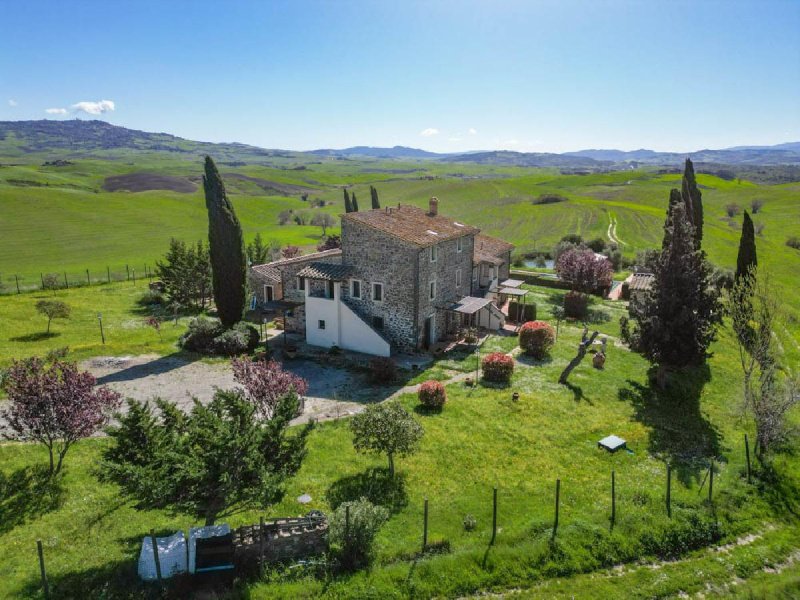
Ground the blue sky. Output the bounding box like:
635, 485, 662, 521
1, 0, 798, 153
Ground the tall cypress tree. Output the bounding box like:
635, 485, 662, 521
663, 188, 683, 249
629, 201, 721, 387
681, 158, 704, 247
736, 211, 757, 281
370, 185, 380, 209
351, 192, 359, 212
343, 189, 353, 213
203, 156, 246, 328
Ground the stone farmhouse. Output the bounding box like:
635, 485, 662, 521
250, 197, 515, 356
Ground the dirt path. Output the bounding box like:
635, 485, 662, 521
607, 213, 626, 246
82, 355, 369, 425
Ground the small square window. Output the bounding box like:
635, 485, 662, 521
318, 320, 326, 330
373, 283, 383, 302
351, 280, 361, 299
298, 276, 305, 291
373, 316, 384, 330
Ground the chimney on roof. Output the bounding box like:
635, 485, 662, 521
429, 196, 439, 216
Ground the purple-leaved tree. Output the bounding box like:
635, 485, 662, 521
1, 358, 121, 475
231, 357, 308, 419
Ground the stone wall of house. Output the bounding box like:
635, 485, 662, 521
340, 219, 419, 352
274, 252, 342, 334
248, 271, 282, 303
415, 233, 475, 344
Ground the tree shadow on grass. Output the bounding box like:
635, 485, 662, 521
618, 364, 721, 486
326, 467, 408, 514
9, 331, 60, 342
0, 465, 66, 535
562, 381, 594, 405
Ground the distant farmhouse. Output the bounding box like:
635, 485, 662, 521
250, 198, 514, 356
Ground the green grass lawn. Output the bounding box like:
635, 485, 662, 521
1, 306, 798, 598
1, 156, 799, 597
0, 281, 188, 367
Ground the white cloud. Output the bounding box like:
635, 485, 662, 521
45, 108, 68, 115
448, 137, 462, 142
505, 139, 520, 146
8, 99, 18, 107
468, 128, 477, 135
71, 99, 115, 115
420, 128, 439, 137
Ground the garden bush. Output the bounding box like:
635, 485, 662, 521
481, 352, 514, 383
180, 318, 259, 355
369, 356, 397, 384
518, 320, 555, 359
137, 289, 165, 307
328, 497, 389, 571
418, 380, 446, 409
564, 291, 589, 319
787, 236, 800, 250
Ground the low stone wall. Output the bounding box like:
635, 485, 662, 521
233, 512, 328, 565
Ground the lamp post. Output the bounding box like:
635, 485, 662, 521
263, 317, 269, 352
474, 345, 480, 386
98, 313, 105, 345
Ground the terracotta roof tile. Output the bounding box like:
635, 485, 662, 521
475, 234, 514, 256
342, 205, 479, 247
296, 262, 354, 281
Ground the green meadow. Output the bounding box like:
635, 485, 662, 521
1, 153, 799, 598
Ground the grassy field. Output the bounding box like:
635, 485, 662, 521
1, 153, 799, 597
0, 285, 799, 598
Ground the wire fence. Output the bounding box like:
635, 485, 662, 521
0, 263, 161, 296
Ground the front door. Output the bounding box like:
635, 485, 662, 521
423, 316, 432, 350
264, 285, 274, 302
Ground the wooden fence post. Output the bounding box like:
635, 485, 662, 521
423, 498, 428, 551
745, 434, 752, 483
86, 269, 90, 285
107, 266, 111, 284
132, 269, 136, 285
150, 529, 162, 583
37, 540, 50, 600
666, 464, 672, 518
491, 487, 498, 545
708, 459, 714, 504
553, 479, 560, 539
259, 516, 265, 566
40, 273, 45, 289
15, 274, 20, 294
63, 272, 68, 289
611, 470, 616, 525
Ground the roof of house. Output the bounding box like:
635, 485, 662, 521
447, 296, 492, 315
475, 234, 515, 256
296, 262, 354, 281
473, 251, 504, 266
250, 249, 343, 279
342, 205, 480, 247
628, 272, 655, 291
251, 264, 281, 281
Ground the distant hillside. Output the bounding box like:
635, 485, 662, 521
1, 119, 798, 167
309, 145, 445, 159
441, 150, 604, 168
0, 119, 298, 162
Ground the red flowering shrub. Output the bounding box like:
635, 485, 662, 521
369, 357, 397, 384
418, 380, 447, 409
232, 357, 308, 419
481, 352, 514, 383
519, 320, 555, 358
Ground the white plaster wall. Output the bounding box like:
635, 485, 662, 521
305, 295, 340, 349
340, 302, 391, 357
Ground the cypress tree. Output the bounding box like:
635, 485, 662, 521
203, 156, 246, 328
663, 189, 683, 249
352, 192, 359, 212
735, 211, 757, 281
370, 185, 380, 209
629, 201, 721, 387
343, 189, 353, 213
681, 158, 704, 247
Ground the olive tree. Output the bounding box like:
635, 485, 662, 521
35, 300, 70, 334
350, 401, 423, 478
